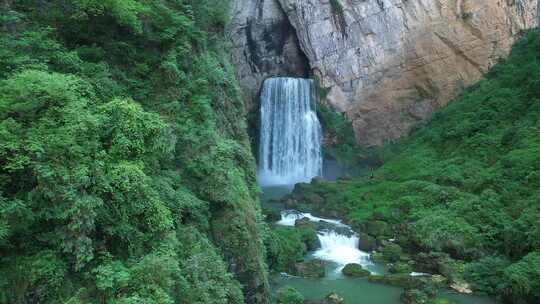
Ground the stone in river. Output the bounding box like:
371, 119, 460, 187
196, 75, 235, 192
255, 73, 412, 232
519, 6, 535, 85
342, 263, 370, 277
293, 259, 326, 278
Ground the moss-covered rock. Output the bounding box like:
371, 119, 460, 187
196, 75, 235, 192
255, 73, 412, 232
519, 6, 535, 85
358, 232, 377, 251
297, 224, 321, 251
381, 243, 403, 263
371, 252, 386, 263
294, 259, 326, 278
390, 262, 414, 274
263, 206, 282, 222
360, 220, 390, 237
277, 286, 305, 304
342, 263, 371, 277
368, 273, 417, 287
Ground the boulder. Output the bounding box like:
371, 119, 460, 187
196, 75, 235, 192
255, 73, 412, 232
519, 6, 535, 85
381, 243, 403, 263
293, 259, 326, 278
304, 192, 325, 205
263, 206, 281, 222
389, 262, 413, 274
360, 220, 389, 237
368, 274, 418, 288
358, 232, 376, 251
342, 263, 370, 277
294, 217, 311, 226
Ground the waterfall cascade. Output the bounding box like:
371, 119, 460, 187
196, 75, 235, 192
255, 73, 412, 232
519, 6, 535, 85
258, 77, 322, 186
278, 211, 372, 272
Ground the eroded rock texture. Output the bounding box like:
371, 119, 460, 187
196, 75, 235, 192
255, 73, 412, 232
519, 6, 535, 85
230, 0, 539, 146
228, 0, 309, 105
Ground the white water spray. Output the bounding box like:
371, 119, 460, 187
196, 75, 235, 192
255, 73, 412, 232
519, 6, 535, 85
277, 211, 373, 272
313, 231, 372, 270
258, 77, 322, 186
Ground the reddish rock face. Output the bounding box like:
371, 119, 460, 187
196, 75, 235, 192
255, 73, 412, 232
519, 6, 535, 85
230, 0, 539, 146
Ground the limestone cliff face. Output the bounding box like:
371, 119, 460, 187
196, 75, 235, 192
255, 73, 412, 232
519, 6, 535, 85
229, 0, 309, 105
230, 0, 539, 146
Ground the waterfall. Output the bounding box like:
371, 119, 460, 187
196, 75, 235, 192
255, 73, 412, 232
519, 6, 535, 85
258, 77, 323, 186
277, 211, 373, 272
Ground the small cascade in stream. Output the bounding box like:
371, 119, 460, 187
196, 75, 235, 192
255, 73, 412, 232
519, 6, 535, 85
314, 231, 371, 268
258, 77, 323, 186
278, 211, 373, 272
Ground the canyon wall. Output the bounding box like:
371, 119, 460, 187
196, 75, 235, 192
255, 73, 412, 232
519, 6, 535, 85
230, 0, 539, 146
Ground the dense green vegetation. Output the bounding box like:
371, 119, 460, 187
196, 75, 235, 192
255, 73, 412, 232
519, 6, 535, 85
281, 29, 540, 303
0, 1, 270, 303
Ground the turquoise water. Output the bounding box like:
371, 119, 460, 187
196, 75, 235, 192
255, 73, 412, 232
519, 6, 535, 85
272, 273, 494, 304
262, 185, 495, 304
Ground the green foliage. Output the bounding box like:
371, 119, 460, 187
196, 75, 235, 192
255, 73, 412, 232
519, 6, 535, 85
276, 286, 304, 304
267, 226, 307, 272
503, 252, 540, 303
288, 29, 540, 302
465, 256, 510, 295
380, 243, 403, 263
317, 102, 364, 165
0, 1, 269, 303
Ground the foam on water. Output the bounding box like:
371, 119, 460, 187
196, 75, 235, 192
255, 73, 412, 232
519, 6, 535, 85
313, 231, 372, 269
277, 210, 373, 272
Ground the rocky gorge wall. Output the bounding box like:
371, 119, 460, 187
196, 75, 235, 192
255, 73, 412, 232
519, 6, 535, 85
229, 0, 539, 146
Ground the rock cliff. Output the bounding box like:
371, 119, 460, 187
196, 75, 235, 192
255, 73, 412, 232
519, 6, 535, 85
230, 0, 539, 146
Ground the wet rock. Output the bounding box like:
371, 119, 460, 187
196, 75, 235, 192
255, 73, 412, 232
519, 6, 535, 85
293, 259, 326, 278
342, 263, 370, 277
294, 217, 312, 227
316, 221, 354, 237
412, 252, 460, 279
284, 198, 299, 209
297, 225, 321, 251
